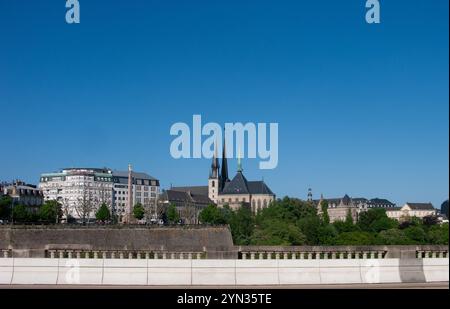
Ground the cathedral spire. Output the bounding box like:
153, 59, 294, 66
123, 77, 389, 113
237, 147, 243, 173
210, 140, 219, 178
220, 129, 229, 190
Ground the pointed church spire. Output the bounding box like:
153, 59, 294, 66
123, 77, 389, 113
220, 128, 229, 190
210, 140, 219, 178
237, 146, 243, 173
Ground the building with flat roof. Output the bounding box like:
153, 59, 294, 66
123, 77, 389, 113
39, 166, 159, 223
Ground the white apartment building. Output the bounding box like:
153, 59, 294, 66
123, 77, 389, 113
112, 170, 160, 223
39, 167, 160, 223
39, 168, 114, 221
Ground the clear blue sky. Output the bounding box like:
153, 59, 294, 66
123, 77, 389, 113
0, 0, 448, 208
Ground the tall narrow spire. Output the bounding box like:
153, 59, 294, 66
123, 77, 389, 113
237, 146, 243, 173
210, 140, 220, 178
220, 129, 229, 190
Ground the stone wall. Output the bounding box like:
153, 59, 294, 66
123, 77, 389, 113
0, 226, 236, 259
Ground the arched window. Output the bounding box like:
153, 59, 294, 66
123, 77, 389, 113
263, 200, 267, 208
212, 181, 215, 187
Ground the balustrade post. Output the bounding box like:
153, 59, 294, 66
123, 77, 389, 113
93, 251, 98, 259
283, 252, 289, 259
49, 250, 55, 259
439, 251, 444, 258
250, 252, 255, 260
347, 252, 353, 259
432, 251, 437, 258
299, 252, 305, 259
275, 252, 280, 260
362, 252, 368, 259
331, 252, 336, 259
196, 252, 202, 259
308, 252, 313, 260
170, 252, 175, 259
111, 252, 116, 259
370, 251, 376, 259
119, 252, 124, 259
59, 251, 64, 259
377, 251, 384, 259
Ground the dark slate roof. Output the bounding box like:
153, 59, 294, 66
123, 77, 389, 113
221, 171, 274, 196
247, 181, 274, 195
221, 172, 249, 195
406, 203, 435, 210
112, 170, 158, 181
342, 194, 351, 206
385, 207, 402, 211
162, 190, 213, 205
369, 198, 395, 206
171, 186, 209, 196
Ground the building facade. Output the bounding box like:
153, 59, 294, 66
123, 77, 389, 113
159, 189, 213, 224
39, 167, 159, 223
1, 180, 43, 214
112, 166, 160, 223
386, 203, 436, 221
314, 193, 397, 223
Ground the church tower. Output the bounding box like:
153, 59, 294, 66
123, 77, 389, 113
208, 142, 220, 203
220, 133, 230, 191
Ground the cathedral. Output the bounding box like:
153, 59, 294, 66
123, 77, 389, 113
170, 138, 275, 214
207, 140, 275, 213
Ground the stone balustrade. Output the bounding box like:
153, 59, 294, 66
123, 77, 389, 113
43, 250, 206, 260
240, 250, 385, 260
416, 250, 448, 259
237, 245, 449, 260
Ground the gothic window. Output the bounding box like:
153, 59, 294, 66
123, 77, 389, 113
212, 181, 215, 187
263, 200, 267, 208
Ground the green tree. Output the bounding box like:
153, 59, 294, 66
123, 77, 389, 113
335, 231, 376, 245
358, 208, 397, 233
320, 200, 330, 225
0, 196, 12, 219
251, 219, 306, 246
166, 203, 180, 224
199, 204, 226, 224
403, 226, 427, 244
230, 204, 254, 245
95, 203, 111, 222
427, 223, 449, 244
12, 204, 29, 223
133, 203, 145, 220
377, 229, 410, 245
39, 200, 62, 223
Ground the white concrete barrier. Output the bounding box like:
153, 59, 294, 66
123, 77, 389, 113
11, 259, 59, 285
319, 260, 363, 284
103, 260, 147, 285
0, 259, 13, 284
278, 260, 321, 285
236, 260, 279, 285
147, 260, 191, 285
422, 258, 449, 283
0, 258, 447, 286
58, 259, 103, 285
192, 260, 236, 285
